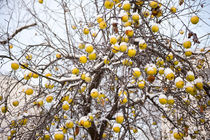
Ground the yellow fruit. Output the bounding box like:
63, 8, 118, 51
122, 2, 131, 11
132, 68, 141, 78
149, 1, 158, 8
159, 95, 167, 105
90, 88, 98, 97
185, 84, 196, 96
180, 30, 184, 34
79, 56, 87, 64
121, 97, 128, 104
83, 121, 91, 128
85, 76, 91, 83
26, 54, 32, 60
167, 97, 175, 105
119, 43, 127, 52
176, 81, 184, 88
69, 137, 74, 140
25, 88, 33, 95
152, 122, 157, 125
54, 133, 64, 140
146, 68, 157, 75
10, 129, 16, 135
121, 36, 129, 42
102, 133, 107, 138
71, 25, 77, 29
46, 96, 53, 103
113, 125, 120, 133
83, 28, 89, 35
92, 32, 97, 37
124, 21, 132, 27
45, 73, 52, 77
88, 53, 97, 60
38, 100, 44, 106
81, 73, 86, 80
191, 16, 199, 24
183, 40, 191, 48
62, 103, 70, 111
110, 36, 117, 44
127, 48, 136, 57
185, 50, 192, 56
99, 21, 107, 29
121, 14, 129, 22
32, 73, 39, 78
72, 67, 79, 75
195, 82, 203, 90
97, 17, 104, 23
151, 25, 159, 32
56, 53, 61, 58
139, 40, 147, 50
78, 43, 85, 49
170, 7, 176, 13
104, 0, 114, 9
158, 68, 164, 75
166, 53, 173, 61
9, 44, 13, 49
112, 45, 120, 53
159, 98, 167, 104
186, 75, 195, 82
132, 13, 140, 21
104, 58, 110, 64
66, 121, 74, 129
11, 62, 19, 70
116, 115, 124, 124
143, 11, 150, 18
12, 100, 19, 107
39, 0, 43, 4
1, 106, 7, 113
174, 132, 183, 139
125, 28, 134, 37
166, 73, 174, 80
138, 81, 145, 89
85, 44, 94, 53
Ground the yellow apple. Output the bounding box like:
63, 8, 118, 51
104, 0, 114, 9
12, 100, 19, 107
54, 133, 64, 140
83, 28, 89, 35
170, 7, 176, 13
113, 124, 121, 133
91, 89, 99, 98
99, 21, 107, 29
139, 40, 147, 50
25, 88, 33, 95
11, 62, 19, 70
79, 56, 87, 64
127, 47, 136, 57
191, 16, 199, 24
149, 1, 158, 9
66, 120, 74, 129
85, 44, 94, 53
116, 114, 124, 124
88, 52, 97, 60
151, 25, 159, 32
122, 1, 131, 11
183, 40, 191, 48
119, 42, 128, 52
110, 35, 117, 44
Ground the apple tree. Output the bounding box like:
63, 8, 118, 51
0, 0, 210, 140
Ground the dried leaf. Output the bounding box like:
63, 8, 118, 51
179, 0, 184, 5
74, 126, 80, 136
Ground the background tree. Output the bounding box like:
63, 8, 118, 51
0, 0, 210, 140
